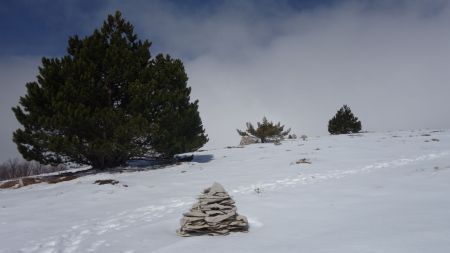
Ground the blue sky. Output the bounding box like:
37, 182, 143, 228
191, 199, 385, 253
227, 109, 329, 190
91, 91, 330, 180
1, 0, 450, 162
0, 0, 105, 56
0, 0, 339, 58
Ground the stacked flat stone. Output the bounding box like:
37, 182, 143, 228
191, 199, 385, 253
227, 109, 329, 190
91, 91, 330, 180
177, 182, 249, 236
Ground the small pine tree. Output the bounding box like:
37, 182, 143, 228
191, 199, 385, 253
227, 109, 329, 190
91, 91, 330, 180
237, 117, 291, 143
328, 105, 362, 135
12, 11, 207, 169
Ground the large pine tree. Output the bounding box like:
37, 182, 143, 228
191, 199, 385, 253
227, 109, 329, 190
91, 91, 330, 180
12, 11, 207, 169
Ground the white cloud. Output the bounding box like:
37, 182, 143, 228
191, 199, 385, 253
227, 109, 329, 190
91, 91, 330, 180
108, 0, 450, 148
2, 0, 450, 162
0, 57, 40, 162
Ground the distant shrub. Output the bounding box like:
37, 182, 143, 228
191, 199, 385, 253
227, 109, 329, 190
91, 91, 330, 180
237, 117, 290, 143
328, 105, 362, 135
0, 159, 66, 181
287, 134, 297, 139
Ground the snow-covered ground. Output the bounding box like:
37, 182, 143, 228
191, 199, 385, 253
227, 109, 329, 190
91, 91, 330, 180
1, 130, 450, 253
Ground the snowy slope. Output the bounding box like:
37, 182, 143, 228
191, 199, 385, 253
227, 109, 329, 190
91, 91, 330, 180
1, 130, 450, 253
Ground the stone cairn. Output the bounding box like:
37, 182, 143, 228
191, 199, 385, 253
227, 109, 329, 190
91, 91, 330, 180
177, 182, 249, 236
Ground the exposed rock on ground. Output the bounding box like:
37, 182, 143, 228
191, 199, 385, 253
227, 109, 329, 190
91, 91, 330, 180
239, 136, 259, 146
94, 179, 119, 185
296, 158, 312, 164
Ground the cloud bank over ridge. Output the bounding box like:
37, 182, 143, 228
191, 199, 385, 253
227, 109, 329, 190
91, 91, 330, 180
108, 0, 450, 148
1, 0, 450, 161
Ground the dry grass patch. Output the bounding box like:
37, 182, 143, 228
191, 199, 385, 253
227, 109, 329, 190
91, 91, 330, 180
46, 175, 78, 184
0, 174, 79, 189
0, 180, 20, 189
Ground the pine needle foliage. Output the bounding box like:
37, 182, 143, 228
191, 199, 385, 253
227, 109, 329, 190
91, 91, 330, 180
328, 105, 362, 135
237, 117, 291, 143
12, 11, 207, 169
